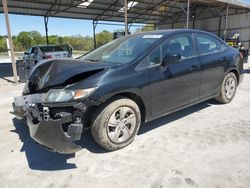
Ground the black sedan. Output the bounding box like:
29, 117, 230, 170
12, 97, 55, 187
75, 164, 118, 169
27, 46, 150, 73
12, 29, 244, 154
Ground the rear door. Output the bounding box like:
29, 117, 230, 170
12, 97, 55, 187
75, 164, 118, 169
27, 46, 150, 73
195, 33, 227, 99
149, 33, 202, 116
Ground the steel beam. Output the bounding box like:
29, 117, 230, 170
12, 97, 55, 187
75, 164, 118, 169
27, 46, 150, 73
224, 3, 229, 40
124, 0, 128, 35
93, 20, 98, 49
2, 0, 18, 83
187, 0, 190, 29
218, 15, 222, 37
44, 16, 49, 45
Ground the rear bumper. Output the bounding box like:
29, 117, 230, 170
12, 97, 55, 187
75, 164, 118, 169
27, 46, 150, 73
12, 95, 85, 154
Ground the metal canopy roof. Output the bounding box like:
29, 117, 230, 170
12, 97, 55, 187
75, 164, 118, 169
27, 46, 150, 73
1, 0, 250, 25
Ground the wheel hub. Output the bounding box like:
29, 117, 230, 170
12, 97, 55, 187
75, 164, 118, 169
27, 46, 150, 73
107, 106, 136, 143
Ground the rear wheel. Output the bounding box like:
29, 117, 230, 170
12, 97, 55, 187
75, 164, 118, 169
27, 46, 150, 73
215, 72, 237, 104
91, 97, 141, 150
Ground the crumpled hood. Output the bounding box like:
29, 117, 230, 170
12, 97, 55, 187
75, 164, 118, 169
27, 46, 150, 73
27, 59, 110, 93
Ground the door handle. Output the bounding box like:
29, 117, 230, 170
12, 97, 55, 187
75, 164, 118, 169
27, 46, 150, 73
190, 65, 201, 71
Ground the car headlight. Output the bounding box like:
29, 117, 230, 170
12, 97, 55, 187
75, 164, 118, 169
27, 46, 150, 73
41, 88, 98, 103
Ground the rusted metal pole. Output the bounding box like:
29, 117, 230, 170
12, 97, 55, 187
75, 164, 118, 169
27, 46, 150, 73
224, 4, 229, 40
44, 16, 49, 45
93, 20, 97, 49
124, 0, 128, 35
2, 0, 18, 83
186, 0, 190, 29
218, 15, 222, 37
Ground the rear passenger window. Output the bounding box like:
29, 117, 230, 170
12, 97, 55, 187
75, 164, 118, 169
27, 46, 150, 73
197, 34, 224, 55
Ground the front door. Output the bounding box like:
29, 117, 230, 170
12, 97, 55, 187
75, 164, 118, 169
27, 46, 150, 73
149, 34, 202, 116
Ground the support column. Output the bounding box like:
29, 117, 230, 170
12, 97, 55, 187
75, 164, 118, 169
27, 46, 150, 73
192, 13, 196, 29
2, 0, 18, 83
218, 15, 222, 37
44, 16, 49, 45
93, 20, 98, 49
186, 0, 190, 29
171, 23, 174, 29
124, 0, 128, 35
224, 4, 229, 40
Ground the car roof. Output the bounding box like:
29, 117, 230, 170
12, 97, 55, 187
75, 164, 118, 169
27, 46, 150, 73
134, 29, 212, 36
34, 45, 62, 48
130, 29, 224, 42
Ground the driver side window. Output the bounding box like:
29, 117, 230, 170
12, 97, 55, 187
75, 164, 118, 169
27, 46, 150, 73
148, 34, 193, 66
162, 34, 193, 59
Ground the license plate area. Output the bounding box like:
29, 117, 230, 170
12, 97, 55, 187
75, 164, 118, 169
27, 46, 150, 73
14, 94, 42, 106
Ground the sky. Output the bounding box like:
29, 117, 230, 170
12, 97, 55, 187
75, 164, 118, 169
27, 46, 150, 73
0, 14, 144, 37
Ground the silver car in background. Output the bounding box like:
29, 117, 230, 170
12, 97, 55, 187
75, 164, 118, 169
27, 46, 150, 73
23, 44, 72, 64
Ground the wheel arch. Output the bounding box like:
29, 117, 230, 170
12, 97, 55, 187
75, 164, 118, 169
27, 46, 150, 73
103, 92, 147, 123
227, 69, 240, 85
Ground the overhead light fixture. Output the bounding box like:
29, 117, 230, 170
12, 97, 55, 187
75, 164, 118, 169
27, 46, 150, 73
118, 1, 138, 12
77, 0, 94, 8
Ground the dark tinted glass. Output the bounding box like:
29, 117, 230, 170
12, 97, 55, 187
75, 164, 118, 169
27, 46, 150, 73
197, 34, 223, 55
40, 46, 65, 52
162, 35, 193, 58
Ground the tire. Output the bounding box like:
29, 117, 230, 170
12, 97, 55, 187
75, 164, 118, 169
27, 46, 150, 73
91, 97, 141, 151
215, 72, 238, 104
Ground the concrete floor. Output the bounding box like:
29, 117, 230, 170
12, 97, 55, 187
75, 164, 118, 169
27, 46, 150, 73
0, 62, 250, 188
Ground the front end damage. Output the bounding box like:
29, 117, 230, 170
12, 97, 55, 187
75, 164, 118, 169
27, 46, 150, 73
12, 93, 93, 154
11, 59, 108, 154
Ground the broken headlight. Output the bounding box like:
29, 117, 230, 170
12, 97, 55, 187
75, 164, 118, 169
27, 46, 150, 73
41, 88, 97, 103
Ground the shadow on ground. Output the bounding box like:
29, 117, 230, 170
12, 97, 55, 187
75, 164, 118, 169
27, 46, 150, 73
11, 100, 214, 171
244, 68, 250, 74
138, 100, 213, 134
11, 118, 76, 171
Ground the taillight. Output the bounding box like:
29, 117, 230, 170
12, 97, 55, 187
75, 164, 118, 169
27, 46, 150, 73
46, 55, 52, 59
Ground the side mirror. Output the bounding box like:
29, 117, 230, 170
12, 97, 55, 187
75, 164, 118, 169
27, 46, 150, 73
162, 53, 181, 66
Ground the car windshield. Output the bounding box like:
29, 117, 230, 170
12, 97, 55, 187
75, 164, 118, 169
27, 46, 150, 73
40, 46, 65, 52
80, 34, 164, 64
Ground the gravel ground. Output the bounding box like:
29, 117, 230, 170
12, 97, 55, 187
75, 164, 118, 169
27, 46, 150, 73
0, 62, 250, 188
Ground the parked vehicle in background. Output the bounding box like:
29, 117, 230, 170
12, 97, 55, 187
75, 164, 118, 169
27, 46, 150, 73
225, 33, 249, 63
12, 29, 244, 154
23, 44, 72, 65
113, 30, 131, 39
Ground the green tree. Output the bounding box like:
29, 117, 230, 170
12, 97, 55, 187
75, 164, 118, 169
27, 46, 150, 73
13, 36, 24, 51
16, 31, 33, 50
58, 37, 64, 45
30, 31, 45, 45
96, 30, 113, 47
0, 37, 7, 52
135, 24, 155, 33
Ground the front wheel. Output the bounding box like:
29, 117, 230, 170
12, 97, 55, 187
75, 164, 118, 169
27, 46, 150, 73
215, 72, 238, 104
91, 97, 141, 151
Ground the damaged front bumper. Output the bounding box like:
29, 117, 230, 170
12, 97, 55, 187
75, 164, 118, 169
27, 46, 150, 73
12, 94, 86, 154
